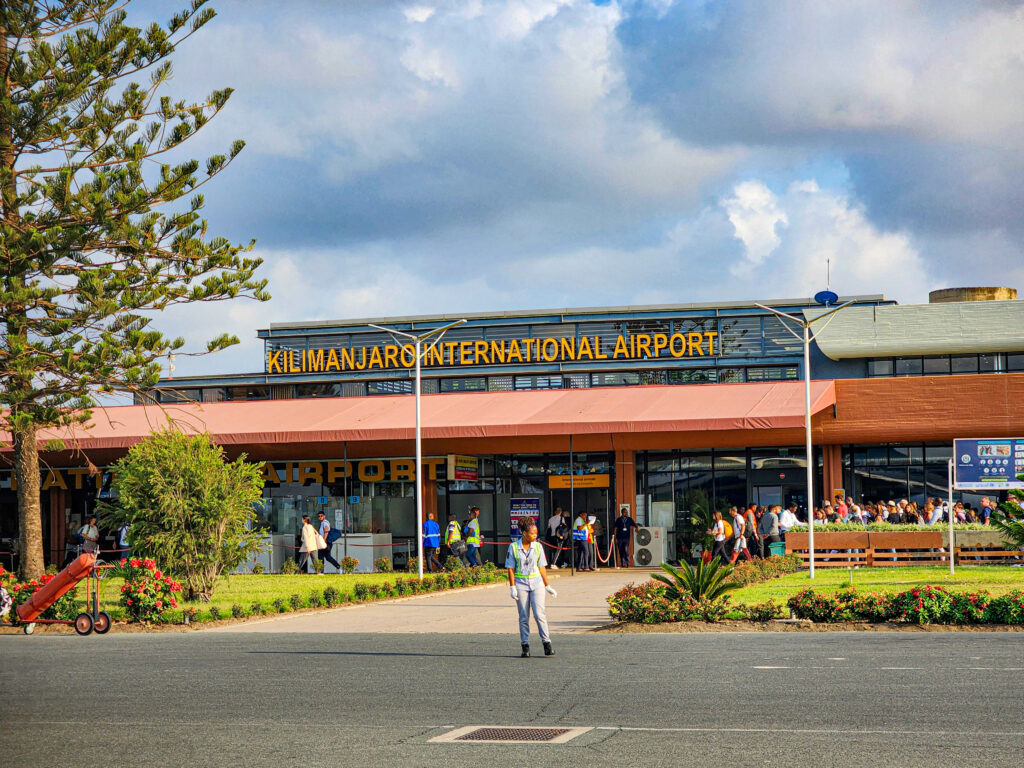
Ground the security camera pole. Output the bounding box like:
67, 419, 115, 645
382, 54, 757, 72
755, 297, 854, 579
369, 319, 467, 580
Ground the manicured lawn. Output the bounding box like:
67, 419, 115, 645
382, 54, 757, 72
730, 566, 1024, 606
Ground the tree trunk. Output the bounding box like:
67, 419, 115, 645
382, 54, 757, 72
13, 422, 45, 580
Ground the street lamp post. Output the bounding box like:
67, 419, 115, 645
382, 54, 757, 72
369, 319, 467, 581
755, 297, 853, 580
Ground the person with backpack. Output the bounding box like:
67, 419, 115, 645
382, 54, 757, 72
444, 513, 467, 565
549, 511, 570, 569
316, 511, 342, 572
707, 510, 729, 563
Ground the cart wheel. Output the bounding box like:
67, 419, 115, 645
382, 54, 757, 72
23, 623, 35, 635
74, 612, 94, 636
93, 611, 112, 634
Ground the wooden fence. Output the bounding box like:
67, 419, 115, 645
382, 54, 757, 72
782, 531, 1021, 567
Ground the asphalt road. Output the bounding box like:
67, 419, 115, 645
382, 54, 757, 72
2, 632, 1022, 767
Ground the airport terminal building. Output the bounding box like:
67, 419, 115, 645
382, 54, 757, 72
2, 287, 1023, 568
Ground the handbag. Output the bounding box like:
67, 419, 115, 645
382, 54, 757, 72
315, 532, 328, 550
450, 539, 467, 556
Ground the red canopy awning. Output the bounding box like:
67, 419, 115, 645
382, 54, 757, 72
8, 380, 836, 451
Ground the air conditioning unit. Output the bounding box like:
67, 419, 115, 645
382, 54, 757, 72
633, 526, 668, 567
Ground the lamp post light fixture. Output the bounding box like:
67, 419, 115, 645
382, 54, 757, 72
755, 294, 853, 580
368, 319, 467, 581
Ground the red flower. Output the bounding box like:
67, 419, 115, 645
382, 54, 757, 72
130, 559, 140, 568
154, 570, 162, 579
155, 600, 162, 608
120, 558, 127, 566
126, 599, 132, 605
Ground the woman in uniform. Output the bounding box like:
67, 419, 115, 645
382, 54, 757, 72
506, 518, 557, 657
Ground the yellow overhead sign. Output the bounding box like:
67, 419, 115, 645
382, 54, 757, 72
266, 332, 719, 374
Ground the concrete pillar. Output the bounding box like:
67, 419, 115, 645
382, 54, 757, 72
615, 448, 636, 519
820, 445, 844, 504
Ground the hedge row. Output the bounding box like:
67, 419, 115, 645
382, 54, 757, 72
788, 585, 1024, 625
794, 522, 987, 532
607, 555, 801, 624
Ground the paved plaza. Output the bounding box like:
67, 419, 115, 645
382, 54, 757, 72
209, 568, 642, 634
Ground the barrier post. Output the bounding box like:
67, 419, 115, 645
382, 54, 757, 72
948, 459, 955, 576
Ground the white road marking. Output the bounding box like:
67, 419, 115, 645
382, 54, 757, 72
752, 665, 792, 669
827, 657, 846, 661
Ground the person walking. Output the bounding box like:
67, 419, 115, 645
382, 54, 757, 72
422, 511, 443, 572
316, 511, 342, 572
548, 511, 569, 569
744, 505, 759, 559
613, 507, 637, 567
505, 518, 557, 658
117, 522, 131, 560
708, 510, 728, 563
79, 515, 100, 555
444, 513, 466, 565
546, 506, 564, 550
298, 515, 320, 573
573, 512, 592, 571
758, 505, 781, 558
729, 507, 752, 563
465, 507, 482, 566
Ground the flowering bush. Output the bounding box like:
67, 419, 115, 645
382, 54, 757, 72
114, 558, 182, 623
986, 590, 1024, 624
787, 588, 843, 622
731, 555, 802, 587
948, 591, 991, 624
374, 557, 393, 573
340, 556, 359, 574
6, 568, 80, 623
740, 600, 782, 622
606, 581, 731, 624
887, 585, 954, 625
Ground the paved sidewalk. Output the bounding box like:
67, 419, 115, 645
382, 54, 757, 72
209, 568, 652, 634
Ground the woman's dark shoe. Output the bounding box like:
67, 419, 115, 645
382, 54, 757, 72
521, 644, 531, 658
543, 642, 554, 656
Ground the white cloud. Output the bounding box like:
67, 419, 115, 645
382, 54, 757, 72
721, 178, 929, 300
724, 181, 788, 277
404, 5, 436, 23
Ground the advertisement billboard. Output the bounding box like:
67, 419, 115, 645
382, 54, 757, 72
953, 438, 1024, 490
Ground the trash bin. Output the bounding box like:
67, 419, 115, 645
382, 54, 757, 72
768, 541, 786, 557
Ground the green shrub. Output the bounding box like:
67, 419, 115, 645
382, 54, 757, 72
289, 593, 303, 610
887, 585, 954, 625
250, 601, 264, 616
740, 600, 782, 622
323, 586, 340, 606
374, 557, 394, 573
652, 558, 740, 602
230, 603, 247, 619
341, 556, 359, 574
787, 588, 842, 622
251, 562, 265, 575
606, 582, 733, 624
312, 558, 324, 575
985, 590, 1024, 624
273, 597, 287, 613
182, 606, 198, 623
280, 559, 299, 575
367, 583, 382, 598
410, 580, 422, 594
209, 606, 222, 621
948, 591, 990, 624
308, 590, 322, 607
353, 583, 369, 601
406, 556, 419, 573
380, 581, 394, 597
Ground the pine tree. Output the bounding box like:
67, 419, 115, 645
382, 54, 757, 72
1, 1, 268, 579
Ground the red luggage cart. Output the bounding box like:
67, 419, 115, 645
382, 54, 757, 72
16, 553, 112, 636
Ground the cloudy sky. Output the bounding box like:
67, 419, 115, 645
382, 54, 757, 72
133, 0, 1024, 378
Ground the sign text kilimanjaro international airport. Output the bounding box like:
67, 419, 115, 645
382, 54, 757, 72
266, 331, 719, 374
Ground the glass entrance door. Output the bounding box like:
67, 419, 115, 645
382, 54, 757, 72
754, 485, 783, 508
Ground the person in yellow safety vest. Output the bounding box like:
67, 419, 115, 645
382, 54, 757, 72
444, 512, 466, 565
465, 506, 482, 566
505, 517, 557, 657
573, 513, 593, 571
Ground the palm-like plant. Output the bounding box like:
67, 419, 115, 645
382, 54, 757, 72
992, 511, 1024, 550
652, 557, 741, 602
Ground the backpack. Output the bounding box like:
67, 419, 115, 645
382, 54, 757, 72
721, 519, 733, 538
556, 522, 569, 539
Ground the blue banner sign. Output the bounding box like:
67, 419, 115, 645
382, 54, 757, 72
509, 497, 541, 540
954, 438, 1024, 490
